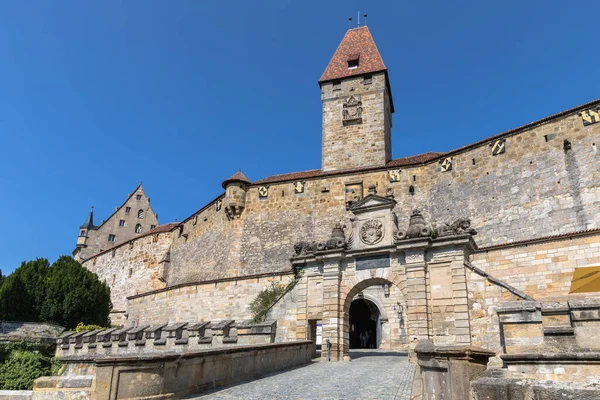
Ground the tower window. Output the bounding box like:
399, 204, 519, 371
363, 74, 372, 84
136, 194, 142, 200
119, 220, 125, 227
80, 230, 85, 236
108, 234, 116, 242
125, 207, 131, 214
135, 224, 142, 234
347, 54, 359, 70
332, 80, 341, 91
150, 225, 156, 230
137, 209, 144, 219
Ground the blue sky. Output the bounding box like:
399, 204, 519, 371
0, 1, 598, 274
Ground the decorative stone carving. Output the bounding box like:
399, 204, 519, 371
292, 223, 347, 256
436, 218, 477, 237
293, 241, 317, 256
347, 231, 354, 249
360, 219, 384, 245
318, 222, 347, 250
342, 95, 362, 126
395, 209, 431, 241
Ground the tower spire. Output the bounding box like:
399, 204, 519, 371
80, 206, 96, 229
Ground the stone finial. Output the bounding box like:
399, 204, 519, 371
319, 222, 347, 250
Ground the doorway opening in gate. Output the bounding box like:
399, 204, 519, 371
349, 298, 381, 349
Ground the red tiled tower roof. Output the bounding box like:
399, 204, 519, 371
319, 26, 387, 83
222, 171, 251, 189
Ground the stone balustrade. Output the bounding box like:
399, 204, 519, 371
496, 298, 600, 354
470, 298, 600, 399
56, 320, 277, 359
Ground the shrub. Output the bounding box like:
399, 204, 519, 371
75, 322, 104, 333
0, 343, 58, 390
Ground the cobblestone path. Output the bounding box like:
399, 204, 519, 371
189, 350, 415, 400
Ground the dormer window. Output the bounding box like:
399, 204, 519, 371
347, 54, 360, 70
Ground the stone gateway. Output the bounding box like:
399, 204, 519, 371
66, 25, 600, 397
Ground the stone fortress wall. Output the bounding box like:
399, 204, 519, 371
126, 272, 298, 343
84, 227, 174, 316
167, 102, 600, 285
467, 232, 600, 352
81, 100, 600, 343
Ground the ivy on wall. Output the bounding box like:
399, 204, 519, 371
250, 269, 302, 322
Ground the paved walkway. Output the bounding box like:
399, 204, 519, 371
189, 350, 415, 400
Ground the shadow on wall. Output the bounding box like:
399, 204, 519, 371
349, 350, 409, 359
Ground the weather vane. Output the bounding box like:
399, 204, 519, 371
349, 12, 368, 29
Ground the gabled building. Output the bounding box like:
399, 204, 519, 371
73, 184, 159, 262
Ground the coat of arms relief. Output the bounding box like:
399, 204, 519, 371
342, 95, 362, 126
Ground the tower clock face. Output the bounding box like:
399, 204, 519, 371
388, 169, 401, 182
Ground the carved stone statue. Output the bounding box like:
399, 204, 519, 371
436, 217, 477, 237
395, 209, 431, 241
293, 241, 317, 256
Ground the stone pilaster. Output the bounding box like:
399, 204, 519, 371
295, 275, 309, 340
430, 235, 476, 346
320, 251, 344, 361
398, 240, 431, 353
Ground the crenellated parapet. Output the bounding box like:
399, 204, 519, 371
56, 320, 277, 359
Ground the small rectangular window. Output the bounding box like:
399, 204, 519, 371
363, 74, 372, 84
347, 59, 359, 69
80, 230, 85, 236
108, 234, 116, 242
136, 194, 142, 200
119, 220, 125, 227
125, 207, 131, 214
151, 225, 156, 230
332, 80, 341, 91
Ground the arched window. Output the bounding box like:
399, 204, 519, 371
137, 209, 144, 219
135, 224, 142, 234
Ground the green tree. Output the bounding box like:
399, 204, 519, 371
0, 259, 49, 321
39, 256, 111, 329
